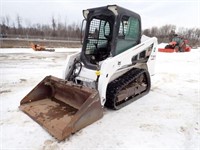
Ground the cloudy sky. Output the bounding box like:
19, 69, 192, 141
1, 0, 199, 29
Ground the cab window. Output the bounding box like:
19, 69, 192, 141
116, 16, 140, 55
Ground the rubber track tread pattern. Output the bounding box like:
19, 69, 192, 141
105, 68, 151, 110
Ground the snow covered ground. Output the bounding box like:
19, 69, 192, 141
0, 47, 199, 150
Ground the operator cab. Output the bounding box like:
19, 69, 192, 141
81, 5, 141, 70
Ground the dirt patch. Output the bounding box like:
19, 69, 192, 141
20, 79, 27, 82
1, 39, 81, 48
0, 90, 11, 94
139, 123, 162, 132
43, 140, 59, 150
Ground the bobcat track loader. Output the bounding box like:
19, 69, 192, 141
19, 5, 158, 141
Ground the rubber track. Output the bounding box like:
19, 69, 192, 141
105, 68, 151, 110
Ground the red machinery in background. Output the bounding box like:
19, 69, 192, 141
159, 35, 191, 53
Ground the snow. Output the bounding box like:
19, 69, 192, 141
0, 48, 81, 54
0, 47, 199, 150
157, 43, 168, 49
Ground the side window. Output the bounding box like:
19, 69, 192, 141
118, 18, 129, 37
125, 17, 139, 40
116, 16, 140, 55
118, 16, 140, 40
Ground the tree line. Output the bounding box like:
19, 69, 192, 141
0, 16, 199, 47
143, 24, 200, 47
0, 15, 81, 40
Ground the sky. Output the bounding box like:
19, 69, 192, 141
0, 0, 200, 30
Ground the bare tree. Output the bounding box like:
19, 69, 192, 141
150, 26, 159, 37
16, 14, 22, 29
143, 29, 151, 36
142, 24, 200, 47
51, 16, 56, 37
0, 17, 8, 36
0, 16, 5, 25
5, 15, 10, 27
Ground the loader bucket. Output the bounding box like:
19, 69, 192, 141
19, 76, 103, 141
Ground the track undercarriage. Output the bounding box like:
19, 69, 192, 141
106, 68, 151, 110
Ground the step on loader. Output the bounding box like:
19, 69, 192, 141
19, 5, 158, 141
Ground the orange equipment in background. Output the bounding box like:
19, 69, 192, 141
158, 35, 191, 53
31, 43, 46, 51
30, 43, 55, 52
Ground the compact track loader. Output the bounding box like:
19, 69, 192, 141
19, 5, 158, 141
